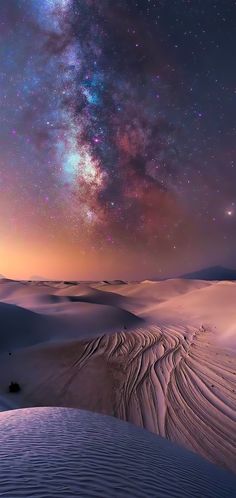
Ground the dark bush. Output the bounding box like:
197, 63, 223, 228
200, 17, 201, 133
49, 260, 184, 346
8, 382, 21, 393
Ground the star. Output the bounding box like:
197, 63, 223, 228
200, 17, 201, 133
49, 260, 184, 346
0, 0, 235, 279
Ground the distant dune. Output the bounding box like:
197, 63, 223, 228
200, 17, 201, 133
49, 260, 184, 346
0, 407, 235, 498
181, 265, 236, 280
0, 277, 235, 480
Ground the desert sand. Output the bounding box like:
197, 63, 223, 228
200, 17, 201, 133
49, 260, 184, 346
0, 407, 235, 498
0, 277, 235, 493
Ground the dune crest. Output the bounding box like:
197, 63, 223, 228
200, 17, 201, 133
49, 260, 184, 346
0, 407, 235, 498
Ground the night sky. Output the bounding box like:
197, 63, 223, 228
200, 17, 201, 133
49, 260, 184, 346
0, 0, 235, 280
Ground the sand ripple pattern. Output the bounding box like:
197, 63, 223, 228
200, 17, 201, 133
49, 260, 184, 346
66, 325, 236, 472
0, 407, 235, 498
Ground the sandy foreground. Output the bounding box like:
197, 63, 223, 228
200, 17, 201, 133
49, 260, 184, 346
0, 277, 235, 492
0, 407, 235, 498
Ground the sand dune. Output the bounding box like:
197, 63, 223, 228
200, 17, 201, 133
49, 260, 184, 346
0, 281, 141, 348
94, 279, 236, 347
0, 407, 235, 498
0, 278, 235, 474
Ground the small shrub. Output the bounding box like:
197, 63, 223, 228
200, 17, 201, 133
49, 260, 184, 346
8, 382, 21, 393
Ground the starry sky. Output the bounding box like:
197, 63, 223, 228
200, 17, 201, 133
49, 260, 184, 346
0, 0, 235, 280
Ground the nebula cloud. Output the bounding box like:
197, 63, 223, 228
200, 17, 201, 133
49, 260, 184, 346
0, 0, 235, 278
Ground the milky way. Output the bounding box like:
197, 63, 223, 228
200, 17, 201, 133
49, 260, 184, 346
0, 0, 235, 278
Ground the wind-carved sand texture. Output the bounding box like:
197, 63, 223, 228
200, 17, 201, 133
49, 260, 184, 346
0, 278, 235, 474
0, 407, 235, 498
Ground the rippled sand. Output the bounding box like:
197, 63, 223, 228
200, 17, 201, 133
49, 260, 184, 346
0, 407, 235, 498
0, 277, 235, 474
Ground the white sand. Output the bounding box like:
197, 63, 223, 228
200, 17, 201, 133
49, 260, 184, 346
0, 407, 235, 498
0, 277, 235, 474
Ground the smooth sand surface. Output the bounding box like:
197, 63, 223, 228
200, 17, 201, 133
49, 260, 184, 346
0, 277, 235, 474
0, 407, 235, 498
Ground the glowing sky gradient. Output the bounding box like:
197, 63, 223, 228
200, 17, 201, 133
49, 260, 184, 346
0, 0, 235, 279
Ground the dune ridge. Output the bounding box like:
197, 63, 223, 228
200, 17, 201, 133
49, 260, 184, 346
0, 407, 235, 498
